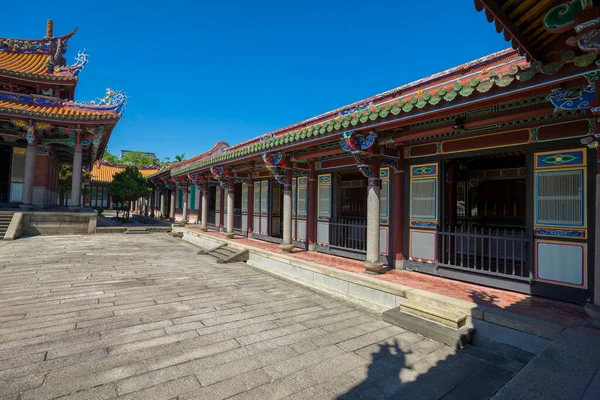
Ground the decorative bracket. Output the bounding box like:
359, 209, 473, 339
210, 166, 233, 190
380, 157, 404, 174
339, 131, 378, 178
339, 130, 377, 155
262, 152, 289, 185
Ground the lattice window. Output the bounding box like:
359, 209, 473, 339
260, 183, 268, 214
242, 183, 248, 212
537, 169, 584, 226
297, 185, 307, 215
380, 179, 389, 219
318, 185, 330, 216
411, 178, 436, 220
254, 183, 260, 213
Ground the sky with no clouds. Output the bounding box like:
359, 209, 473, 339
2, 0, 508, 160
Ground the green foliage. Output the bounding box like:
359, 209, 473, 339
57, 165, 93, 206
106, 167, 151, 219
102, 151, 119, 164
174, 153, 186, 163
119, 151, 157, 167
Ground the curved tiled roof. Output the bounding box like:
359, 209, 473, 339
0, 52, 48, 75
91, 162, 159, 183
0, 99, 120, 121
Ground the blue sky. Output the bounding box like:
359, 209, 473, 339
3, 1, 508, 161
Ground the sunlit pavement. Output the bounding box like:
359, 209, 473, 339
0, 234, 519, 400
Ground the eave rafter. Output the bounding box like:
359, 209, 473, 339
475, 0, 541, 61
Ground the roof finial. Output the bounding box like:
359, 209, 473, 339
46, 19, 53, 38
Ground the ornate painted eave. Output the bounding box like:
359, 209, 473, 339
171, 55, 600, 176
0, 88, 126, 121
474, 1, 600, 63
0, 22, 85, 81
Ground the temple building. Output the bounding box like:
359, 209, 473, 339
0, 20, 125, 210
87, 161, 158, 209
149, 1, 600, 309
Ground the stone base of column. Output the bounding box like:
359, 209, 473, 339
200, 226, 208, 232
584, 304, 600, 329
363, 261, 384, 274
219, 226, 225, 232
280, 243, 295, 253
308, 244, 316, 252
394, 259, 405, 270
19, 204, 34, 211
181, 219, 189, 224
225, 232, 235, 239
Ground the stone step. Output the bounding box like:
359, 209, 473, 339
206, 245, 249, 264
211, 248, 237, 258
461, 344, 526, 373
471, 335, 536, 365
125, 228, 149, 234
383, 306, 474, 349
400, 299, 467, 329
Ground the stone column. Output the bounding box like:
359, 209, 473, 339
226, 177, 235, 238
247, 176, 254, 236
169, 187, 176, 222
20, 131, 37, 210
181, 183, 189, 224
160, 190, 167, 218
201, 181, 209, 231
281, 167, 294, 252
364, 156, 383, 273
69, 136, 83, 210
197, 186, 202, 223
150, 189, 156, 217
307, 161, 316, 251
219, 188, 225, 231
585, 147, 600, 327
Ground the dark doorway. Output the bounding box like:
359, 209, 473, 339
439, 152, 529, 283
0, 145, 11, 203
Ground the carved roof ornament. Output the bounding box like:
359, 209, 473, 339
210, 166, 233, 189
544, 1, 600, 55
339, 130, 377, 155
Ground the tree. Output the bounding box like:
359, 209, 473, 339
58, 165, 92, 207
159, 157, 172, 168
106, 166, 151, 220
174, 153, 186, 163
102, 151, 119, 164
119, 151, 157, 167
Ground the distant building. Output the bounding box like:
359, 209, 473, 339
120, 150, 157, 160
85, 160, 158, 208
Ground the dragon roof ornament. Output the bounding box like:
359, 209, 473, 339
70, 89, 128, 114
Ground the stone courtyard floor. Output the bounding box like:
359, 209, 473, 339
0, 234, 548, 399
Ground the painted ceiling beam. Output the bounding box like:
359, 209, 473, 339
478, 0, 541, 61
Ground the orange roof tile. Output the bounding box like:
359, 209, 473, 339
0, 99, 120, 121
91, 162, 159, 183
0, 52, 50, 76
0, 26, 80, 81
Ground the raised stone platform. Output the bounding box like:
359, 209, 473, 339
177, 227, 583, 356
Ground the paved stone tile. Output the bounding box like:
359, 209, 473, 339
0, 235, 523, 400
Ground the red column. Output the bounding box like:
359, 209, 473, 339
248, 175, 254, 235
307, 160, 316, 251
393, 150, 405, 268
